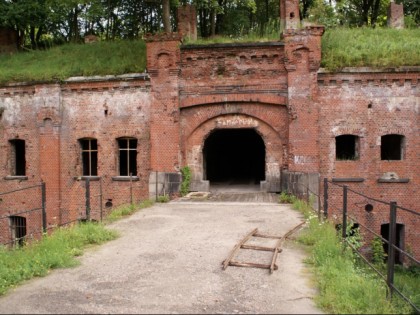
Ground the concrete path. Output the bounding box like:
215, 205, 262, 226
0, 200, 322, 314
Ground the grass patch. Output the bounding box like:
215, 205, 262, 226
0, 39, 146, 84
0, 222, 118, 296
321, 27, 420, 71
105, 199, 154, 223
0, 198, 155, 296
289, 196, 415, 314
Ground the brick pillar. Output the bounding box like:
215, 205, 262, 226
177, 5, 197, 41
35, 85, 62, 227
280, 0, 300, 29
146, 33, 182, 198
284, 26, 324, 173
387, 2, 404, 29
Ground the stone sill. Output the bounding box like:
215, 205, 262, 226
4, 176, 28, 180
377, 178, 409, 183
332, 178, 364, 183
111, 176, 139, 182
74, 176, 101, 181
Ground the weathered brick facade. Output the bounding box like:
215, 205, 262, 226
0, 7, 418, 256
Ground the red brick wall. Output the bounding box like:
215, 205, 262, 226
0, 77, 151, 241
0, 30, 418, 256
317, 69, 420, 257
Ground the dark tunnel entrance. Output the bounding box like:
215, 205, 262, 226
203, 129, 265, 185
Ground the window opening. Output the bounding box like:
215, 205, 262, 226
10, 216, 27, 246
10, 139, 26, 175
80, 138, 98, 176
118, 138, 137, 176
336, 135, 359, 160
381, 134, 404, 160
381, 223, 404, 264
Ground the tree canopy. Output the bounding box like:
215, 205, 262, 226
0, 0, 418, 48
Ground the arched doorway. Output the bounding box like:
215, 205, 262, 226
203, 128, 265, 188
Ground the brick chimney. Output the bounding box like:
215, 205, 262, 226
387, 1, 405, 29
280, 0, 300, 30
177, 4, 197, 41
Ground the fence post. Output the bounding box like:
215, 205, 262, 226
323, 178, 328, 219
342, 185, 348, 239
129, 173, 133, 205
306, 173, 309, 204
99, 177, 103, 222
85, 178, 91, 221
41, 182, 47, 233
387, 201, 397, 299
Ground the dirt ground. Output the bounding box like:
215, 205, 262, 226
0, 201, 322, 314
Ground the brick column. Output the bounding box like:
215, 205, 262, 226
284, 26, 324, 173
35, 85, 62, 227
146, 33, 183, 197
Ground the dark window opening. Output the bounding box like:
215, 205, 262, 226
80, 138, 98, 176
336, 135, 359, 160
381, 134, 404, 160
10, 139, 26, 175
203, 129, 265, 184
381, 223, 404, 264
118, 138, 137, 176
10, 216, 27, 246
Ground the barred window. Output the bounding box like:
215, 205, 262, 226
10, 216, 26, 247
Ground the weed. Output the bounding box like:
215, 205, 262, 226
180, 166, 191, 197
157, 195, 170, 203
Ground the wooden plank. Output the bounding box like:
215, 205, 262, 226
241, 244, 279, 252
229, 261, 278, 270
270, 221, 306, 273
222, 228, 258, 270
253, 233, 283, 239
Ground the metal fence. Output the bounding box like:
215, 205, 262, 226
0, 183, 46, 246
0, 176, 144, 247
323, 179, 419, 313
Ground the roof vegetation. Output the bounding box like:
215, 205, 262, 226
0, 27, 419, 84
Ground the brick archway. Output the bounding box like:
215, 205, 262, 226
184, 112, 286, 192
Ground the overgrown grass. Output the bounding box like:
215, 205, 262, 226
0, 222, 118, 296
321, 27, 420, 71
105, 199, 154, 223
287, 196, 414, 314
0, 39, 146, 84
0, 28, 418, 84
0, 198, 155, 296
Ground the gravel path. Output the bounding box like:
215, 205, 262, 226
0, 201, 322, 314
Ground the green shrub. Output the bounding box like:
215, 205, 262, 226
180, 166, 191, 196
157, 195, 170, 203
